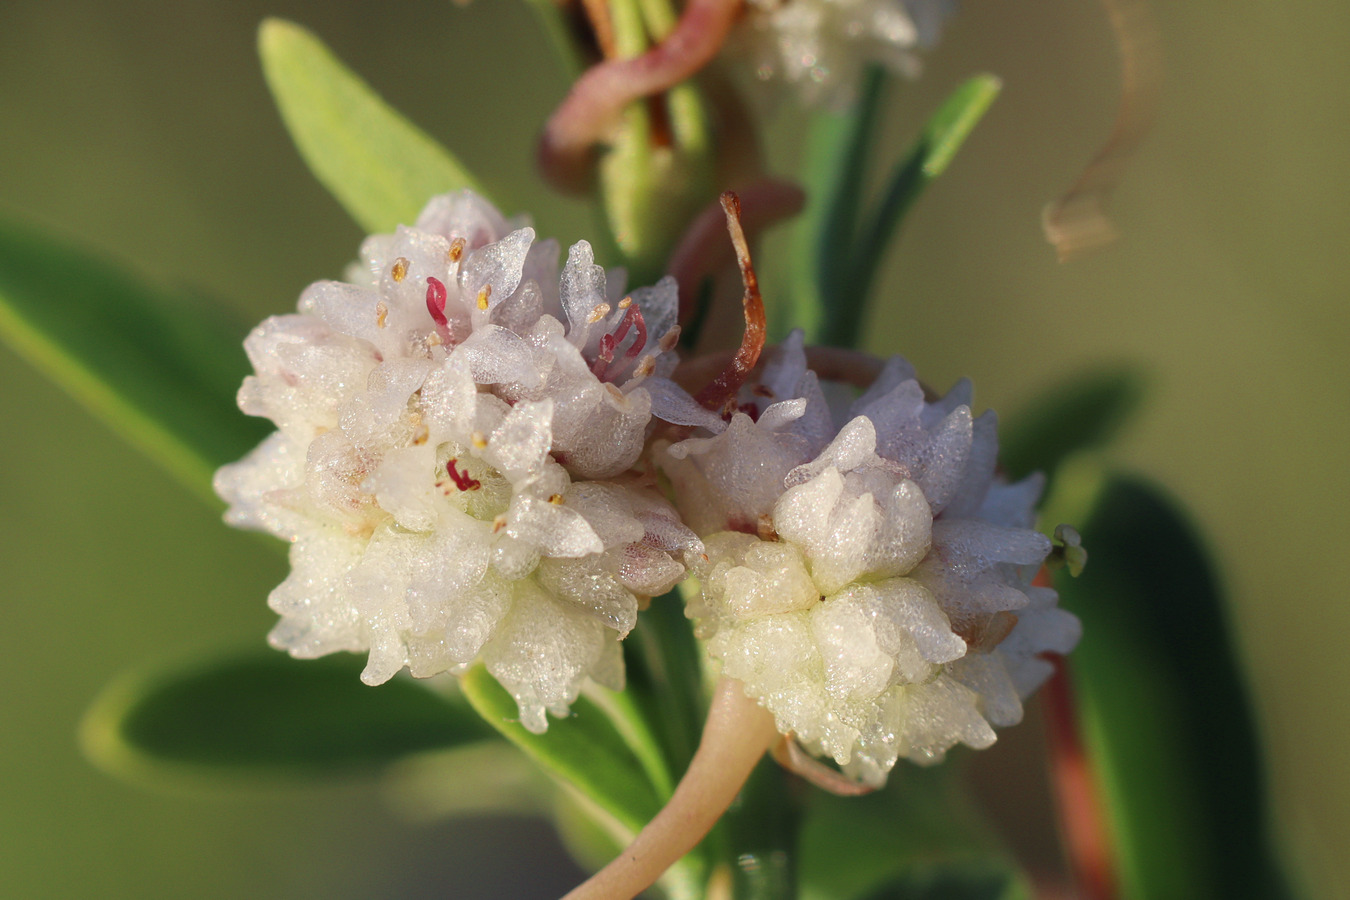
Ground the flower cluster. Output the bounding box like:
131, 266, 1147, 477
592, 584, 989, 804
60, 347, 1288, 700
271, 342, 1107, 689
658, 334, 1080, 785
216, 190, 1077, 778
728, 0, 959, 107
215, 191, 699, 733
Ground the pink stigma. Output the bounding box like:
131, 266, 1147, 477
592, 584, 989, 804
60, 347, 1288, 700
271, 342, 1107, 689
426, 277, 448, 328
446, 458, 481, 492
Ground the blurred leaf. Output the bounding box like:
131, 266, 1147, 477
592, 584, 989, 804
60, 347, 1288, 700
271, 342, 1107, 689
259, 18, 488, 234
0, 218, 269, 505
1057, 475, 1294, 899
792, 66, 887, 343
827, 74, 1001, 347
459, 665, 664, 838
799, 767, 1032, 900
1000, 367, 1146, 484
82, 650, 495, 783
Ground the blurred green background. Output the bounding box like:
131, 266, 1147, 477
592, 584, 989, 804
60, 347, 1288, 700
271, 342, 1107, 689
1, 1, 1346, 897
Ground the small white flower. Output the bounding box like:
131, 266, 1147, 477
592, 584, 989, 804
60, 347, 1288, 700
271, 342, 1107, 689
215, 191, 699, 733
729, 0, 959, 107
659, 332, 1080, 785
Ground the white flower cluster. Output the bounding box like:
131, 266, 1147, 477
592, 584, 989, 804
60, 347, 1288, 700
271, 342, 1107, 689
730, 0, 959, 107
216, 190, 1075, 774
215, 191, 700, 733
658, 333, 1080, 786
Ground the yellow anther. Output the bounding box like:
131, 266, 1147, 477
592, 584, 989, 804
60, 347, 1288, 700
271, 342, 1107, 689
448, 237, 466, 264
412, 423, 430, 446
634, 355, 656, 377
476, 284, 492, 311
491, 515, 508, 534
587, 303, 612, 324
617, 295, 633, 310
658, 326, 681, 352
375, 301, 389, 328
391, 257, 410, 283
549, 494, 564, 505
471, 431, 488, 449
428, 331, 443, 346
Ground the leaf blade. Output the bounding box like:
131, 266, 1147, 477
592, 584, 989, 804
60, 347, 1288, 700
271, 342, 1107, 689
459, 665, 664, 839
258, 18, 488, 234
81, 650, 495, 784
1057, 475, 1295, 899
827, 74, 1001, 347
0, 218, 268, 505
999, 367, 1146, 484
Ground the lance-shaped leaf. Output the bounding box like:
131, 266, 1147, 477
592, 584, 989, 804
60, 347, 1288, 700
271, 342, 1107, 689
825, 74, 1001, 348
81, 650, 495, 784
792, 66, 887, 343
459, 665, 665, 838
999, 367, 1145, 486
259, 18, 488, 234
799, 766, 1032, 900
1057, 475, 1294, 899
0, 218, 269, 505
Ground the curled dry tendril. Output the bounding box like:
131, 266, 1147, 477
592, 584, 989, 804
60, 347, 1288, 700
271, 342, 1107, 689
693, 191, 768, 416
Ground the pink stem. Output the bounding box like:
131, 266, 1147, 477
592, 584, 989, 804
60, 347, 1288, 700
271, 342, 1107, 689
560, 678, 779, 900
539, 0, 744, 192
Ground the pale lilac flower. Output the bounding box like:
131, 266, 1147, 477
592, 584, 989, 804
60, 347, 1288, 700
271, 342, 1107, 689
659, 332, 1080, 786
215, 191, 698, 733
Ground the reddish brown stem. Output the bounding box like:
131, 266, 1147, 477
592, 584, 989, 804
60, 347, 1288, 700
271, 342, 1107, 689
1038, 573, 1119, 900
539, 0, 743, 192
692, 192, 767, 414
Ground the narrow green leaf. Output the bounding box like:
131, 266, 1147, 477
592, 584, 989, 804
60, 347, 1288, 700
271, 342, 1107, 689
799, 767, 1031, 900
459, 665, 663, 838
1057, 475, 1294, 899
259, 18, 488, 234
81, 650, 495, 784
999, 367, 1146, 484
825, 74, 1001, 347
0, 219, 269, 505
791, 66, 887, 342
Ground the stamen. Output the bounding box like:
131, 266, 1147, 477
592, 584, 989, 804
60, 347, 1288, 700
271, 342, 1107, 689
375, 301, 389, 329
390, 257, 410, 283
633, 355, 656, 378
411, 423, 429, 446
491, 514, 507, 534
587, 302, 612, 324
617, 295, 633, 310
548, 494, 564, 505
426, 276, 449, 328
470, 431, 488, 450
448, 237, 467, 264
445, 458, 481, 492
658, 325, 681, 352
476, 284, 492, 311
694, 193, 767, 412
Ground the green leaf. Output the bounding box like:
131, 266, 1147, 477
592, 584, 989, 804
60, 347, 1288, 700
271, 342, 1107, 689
999, 367, 1146, 484
0, 218, 269, 505
259, 18, 488, 234
459, 665, 664, 838
799, 767, 1032, 900
791, 66, 888, 343
1056, 475, 1295, 899
81, 650, 496, 784
823, 74, 1001, 348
